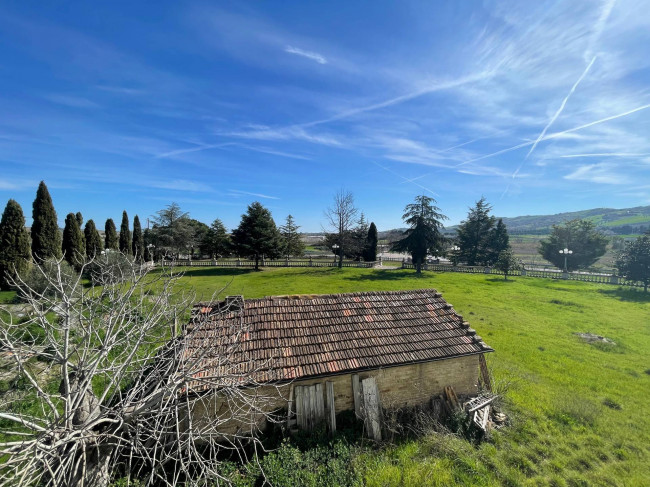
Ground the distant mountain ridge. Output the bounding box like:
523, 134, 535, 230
497, 205, 650, 235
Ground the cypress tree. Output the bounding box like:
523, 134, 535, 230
132, 215, 144, 260
62, 213, 85, 271
0, 199, 31, 289
119, 211, 131, 255
363, 222, 378, 261
76, 211, 86, 254
31, 181, 62, 261
84, 220, 103, 259
105, 219, 119, 250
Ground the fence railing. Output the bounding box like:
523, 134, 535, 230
154, 258, 642, 288
400, 263, 641, 287
160, 258, 378, 269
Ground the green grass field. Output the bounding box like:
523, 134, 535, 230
2, 267, 648, 486
167, 266, 649, 486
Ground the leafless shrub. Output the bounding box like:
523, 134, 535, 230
0, 257, 283, 486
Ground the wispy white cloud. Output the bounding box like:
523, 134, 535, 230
564, 162, 629, 184
148, 179, 212, 192
228, 189, 279, 200
285, 46, 327, 64
559, 153, 650, 158
585, 0, 616, 61
45, 94, 99, 109
155, 143, 236, 159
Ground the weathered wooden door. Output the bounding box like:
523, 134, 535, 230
361, 377, 382, 440
294, 384, 325, 430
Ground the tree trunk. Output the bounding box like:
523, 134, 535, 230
415, 261, 421, 274
338, 247, 343, 269
255, 254, 259, 271
69, 443, 115, 487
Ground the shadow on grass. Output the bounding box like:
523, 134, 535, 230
342, 269, 424, 281
485, 277, 515, 283
176, 267, 257, 278
598, 287, 650, 303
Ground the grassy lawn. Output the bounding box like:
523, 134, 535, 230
167, 266, 649, 486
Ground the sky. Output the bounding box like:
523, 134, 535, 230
1, 0, 649, 232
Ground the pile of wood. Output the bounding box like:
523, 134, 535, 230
432, 386, 502, 433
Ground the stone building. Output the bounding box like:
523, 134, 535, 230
182, 289, 493, 438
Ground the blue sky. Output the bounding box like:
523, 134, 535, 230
1, 1, 649, 232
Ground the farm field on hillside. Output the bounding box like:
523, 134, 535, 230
161, 266, 650, 486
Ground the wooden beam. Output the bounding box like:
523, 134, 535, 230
326, 381, 336, 433
361, 377, 382, 441
352, 374, 362, 419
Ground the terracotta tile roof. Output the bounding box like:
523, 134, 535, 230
181, 289, 493, 389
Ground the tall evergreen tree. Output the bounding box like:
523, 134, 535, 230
62, 213, 84, 271
279, 215, 305, 258
231, 202, 282, 270
539, 219, 607, 270
486, 219, 510, 265
84, 220, 103, 259
119, 211, 131, 255
105, 219, 119, 250
0, 199, 31, 289
203, 219, 231, 258
132, 215, 144, 260
363, 222, 378, 262
31, 181, 62, 261
456, 197, 496, 266
391, 195, 447, 274
75, 211, 86, 254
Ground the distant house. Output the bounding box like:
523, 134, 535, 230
183, 289, 493, 438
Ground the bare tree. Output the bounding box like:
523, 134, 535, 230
324, 190, 358, 269
0, 257, 283, 486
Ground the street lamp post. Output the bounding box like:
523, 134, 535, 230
332, 244, 339, 264
559, 247, 573, 272
451, 245, 460, 266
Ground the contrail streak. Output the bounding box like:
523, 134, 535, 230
370, 161, 438, 196
456, 102, 650, 167
525, 56, 597, 159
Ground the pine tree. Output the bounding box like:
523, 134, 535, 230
203, 219, 231, 258
0, 199, 31, 289
31, 181, 62, 261
391, 195, 447, 274
105, 219, 119, 250
84, 220, 103, 259
363, 222, 378, 262
119, 211, 131, 255
486, 219, 509, 265
456, 197, 495, 266
539, 219, 607, 271
62, 213, 85, 271
231, 202, 282, 270
75, 212, 83, 228
279, 215, 304, 258
132, 215, 144, 261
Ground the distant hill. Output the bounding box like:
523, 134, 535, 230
497, 205, 650, 235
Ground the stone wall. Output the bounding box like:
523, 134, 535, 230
191, 354, 481, 435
